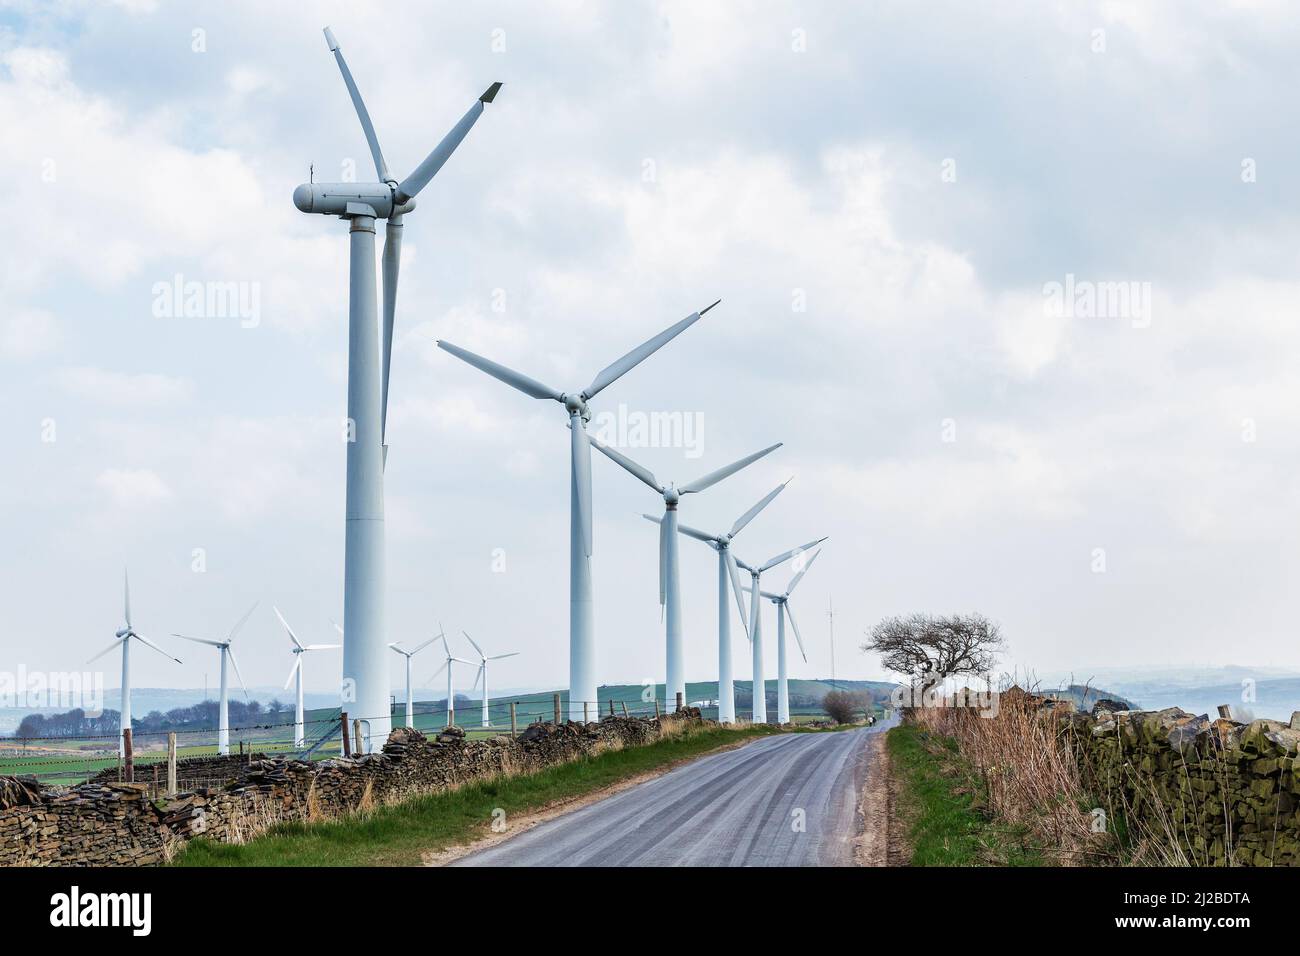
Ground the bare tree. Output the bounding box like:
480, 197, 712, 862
862, 613, 1004, 692
822, 690, 870, 725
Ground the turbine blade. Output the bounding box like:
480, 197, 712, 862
227, 646, 250, 699
409, 635, 438, 655
330, 617, 344, 636
785, 603, 807, 663
394, 84, 502, 203
760, 536, 829, 573
381, 217, 402, 448
389, 643, 406, 655
132, 632, 182, 664
462, 631, 485, 660
659, 514, 669, 608
323, 27, 389, 181
724, 550, 750, 639
679, 443, 782, 495
284, 656, 301, 691
583, 305, 713, 400
87, 638, 122, 666
303, 644, 341, 651
436, 340, 565, 402
730, 478, 791, 538
123, 568, 131, 628
784, 548, 821, 596
488, 652, 519, 660
589, 437, 661, 493
171, 634, 224, 647
430, 660, 449, 682
273, 606, 305, 650
227, 601, 259, 642
471, 664, 483, 694
674, 520, 719, 545
573, 417, 593, 556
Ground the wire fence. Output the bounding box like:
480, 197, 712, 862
1, 694, 838, 790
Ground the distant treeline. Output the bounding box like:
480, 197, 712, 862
12, 699, 295, 739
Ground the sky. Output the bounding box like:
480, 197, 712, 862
2, 0, 1300, 704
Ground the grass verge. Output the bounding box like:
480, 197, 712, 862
172, 723, 795, 867
887, 724, 1046, 866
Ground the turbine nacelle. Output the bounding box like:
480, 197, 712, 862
292, 181, 418, 220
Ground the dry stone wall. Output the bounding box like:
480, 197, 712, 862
0, 711, 697, 866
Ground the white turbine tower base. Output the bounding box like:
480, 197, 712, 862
648, 480, 791, 723
389, 636, 439, 728
592, 439, 782, 712
462, 632, 519, 727
295, 26, 501, 752
87, 571, 183, 757
746, 549, 822, 724
437, 303, 717, 721
735, 536, 828, 724
274, 607, 340, 748
172, 602, 257, 755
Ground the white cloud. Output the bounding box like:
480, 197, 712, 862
55, 366, 193, 404
96, 468, 172, 507
0, 308, 61, 358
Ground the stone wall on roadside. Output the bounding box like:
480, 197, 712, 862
1069, 705, 1300, 867
0, 710, 701, 866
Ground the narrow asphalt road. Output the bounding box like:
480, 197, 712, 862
455, 721, 893, 867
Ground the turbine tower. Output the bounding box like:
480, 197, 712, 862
734, 536, 827, 724
171, 602, 258, 755
430, 632, 474, 728
388, 636, 439, 728
273, 607, 341, 747
462, 632, 519, 727
293, 26, 501, 752
748, 548, 822, 724
88, 571, 182, 756
437, 303, 716, 720
647, 479, 791, 723
592, 440, 782, 711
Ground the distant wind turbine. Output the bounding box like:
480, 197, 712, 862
430, 631, 474, 728
171, 602, 258, 755
462, 631, 519, 727
746, 548, 823, 724
273, 607, 340, 747
88, 571, 182, 756
593, 440, 782, 710
734, 537, 828, 723
646, 478, 791, 723
437, 303, 717, 720
388, 635, 439, 728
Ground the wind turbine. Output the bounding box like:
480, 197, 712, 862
171, 603, 258, 755
592, 440, 782, 711
645, 479, 791, 723
462, 632, 519, 727
430, 632, 474, 728
273, 607, 341, 747
746, 548, 822, 724
734, 537, 828, 724
88, 571, 183, 756
437, 303, 717, 720
293, 26, 501, 752
388, 636, 439, 729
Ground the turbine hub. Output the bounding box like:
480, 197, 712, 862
114, 627, 129, 639
563, 393, 590, 419
664, 487, 680, 506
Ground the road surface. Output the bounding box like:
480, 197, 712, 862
455, 722, 892, 867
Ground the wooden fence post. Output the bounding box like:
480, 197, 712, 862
553, 693, 562, 725
653, 700, 660, 719
167, 733, 177, 797
583, 701, 590, 724
341, 711, 351, 757
122, 729, 134, 783
609, 699, 615, 718
353, 719, 364, 755
621, 701, 629, 718
510, 702, 518, 737
676, 692, 684, 713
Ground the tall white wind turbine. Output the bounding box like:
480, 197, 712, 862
592, 441, 782, 711
388, 636, 439, 729
273, 607, 341, 747
171, 602, 258, 755
293, 27, 501, 752
462, 632, 519, 727
437, 303, 717, 720
430, 632, 474, 728
88, 571, 183, 756
646, 479, 791, 723
747, 548, 822, 724
734, 537, 828, 724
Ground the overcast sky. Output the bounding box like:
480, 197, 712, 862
3, 0, 1299, 701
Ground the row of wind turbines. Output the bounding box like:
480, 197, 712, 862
91, 572, 518, 756
282, 24, 830, 745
